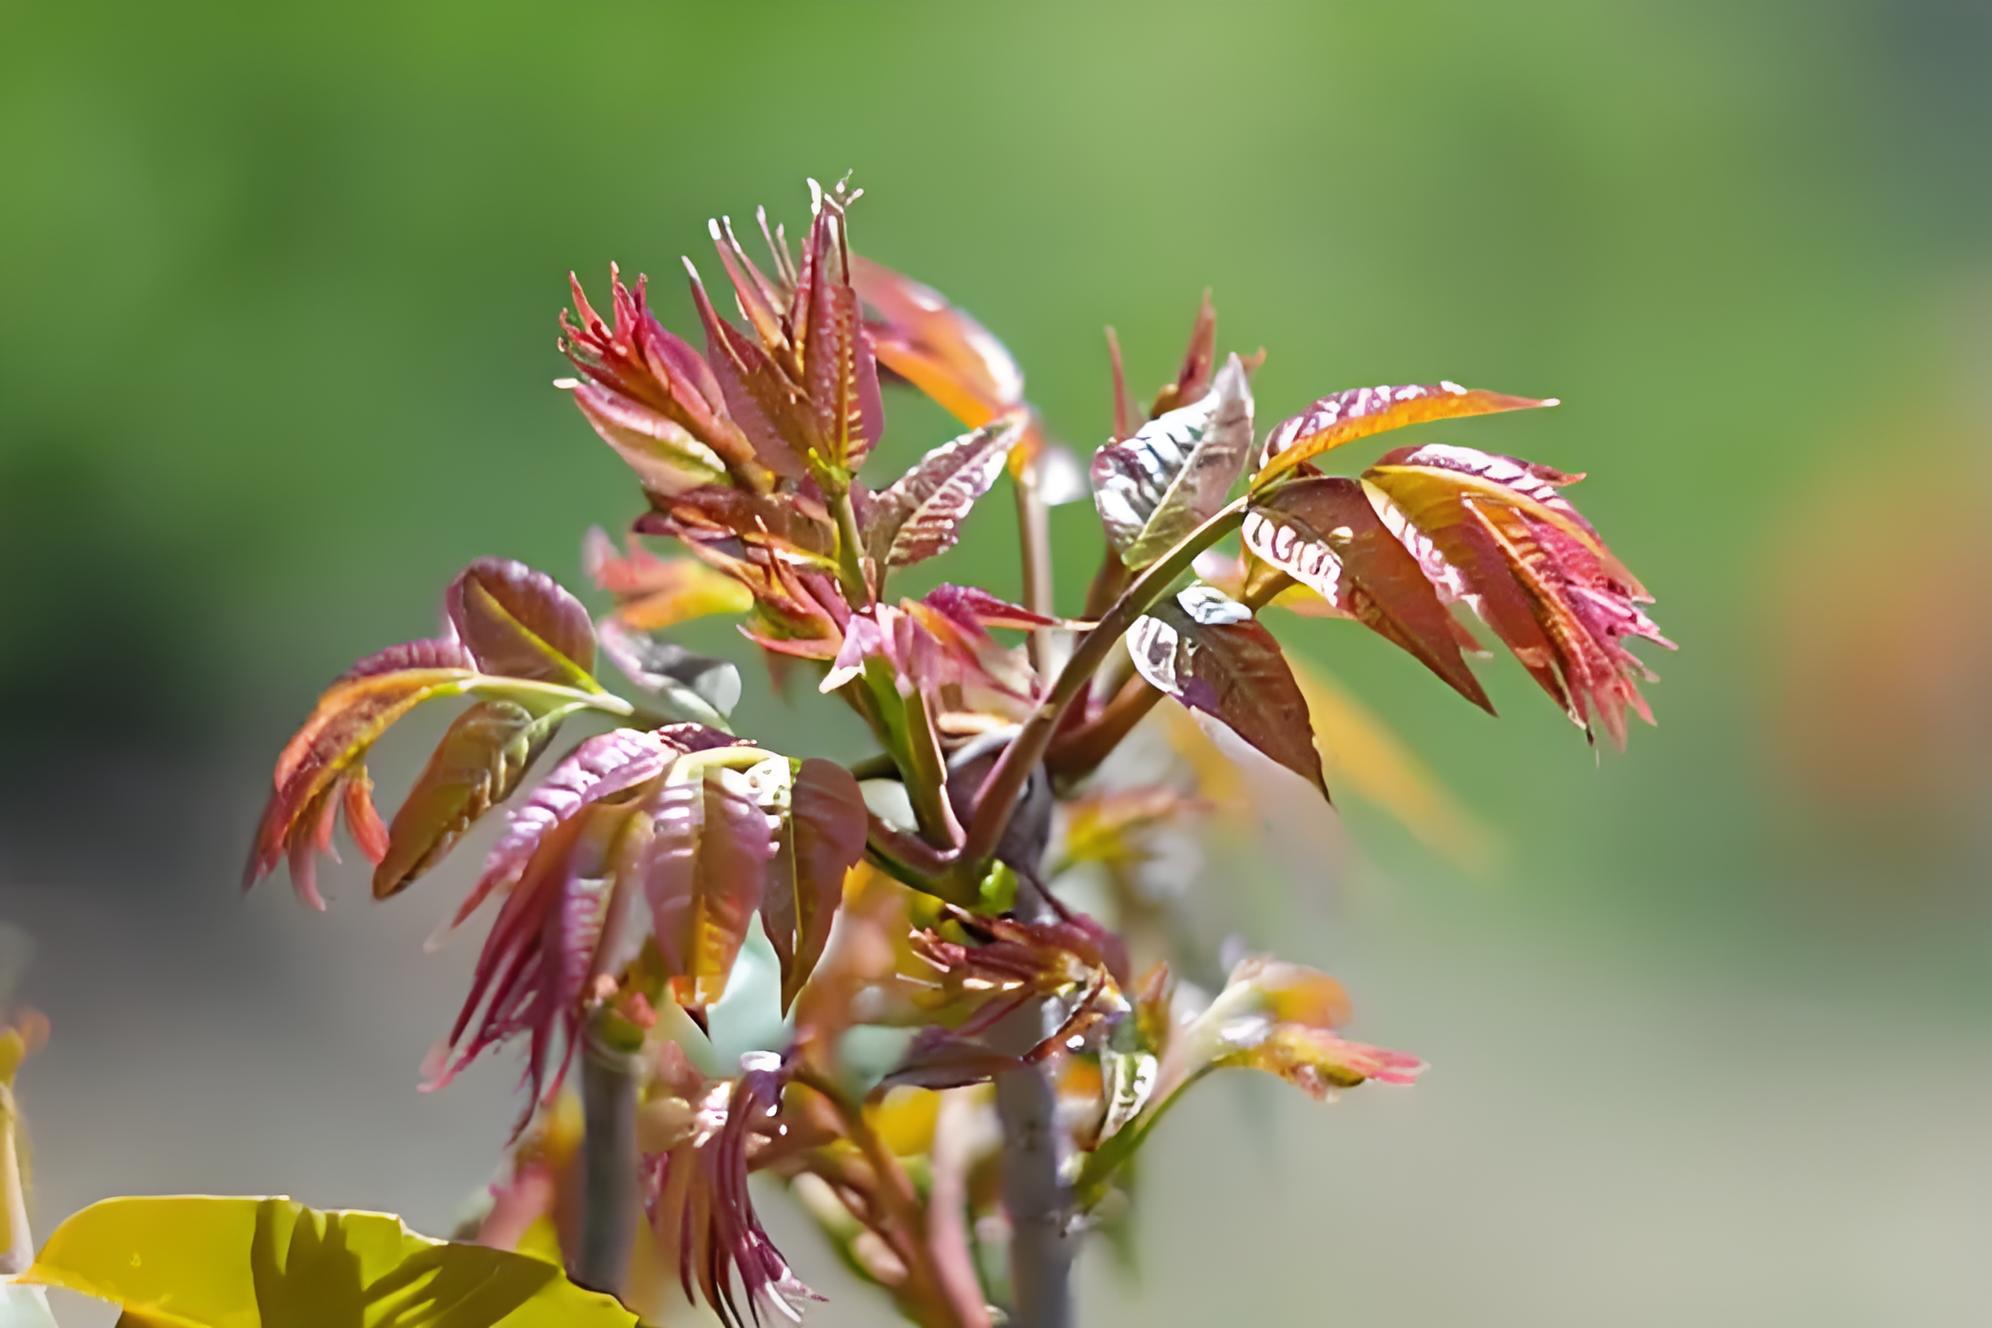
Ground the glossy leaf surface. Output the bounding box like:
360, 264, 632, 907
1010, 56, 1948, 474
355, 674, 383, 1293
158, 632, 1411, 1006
1127, 585, 1326, 795
1254, 381, 1555, 487
1244, 475, 1490, 710
1092, 354, 1253, 568
20, 1195, 637, 1326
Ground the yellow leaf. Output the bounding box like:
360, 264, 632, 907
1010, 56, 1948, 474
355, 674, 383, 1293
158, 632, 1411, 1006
1289, 659, 1499, 873
21, 1195, 638, 1327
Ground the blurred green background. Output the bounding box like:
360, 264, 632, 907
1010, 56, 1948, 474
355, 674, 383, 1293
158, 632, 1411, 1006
5, 0, 1991, 1322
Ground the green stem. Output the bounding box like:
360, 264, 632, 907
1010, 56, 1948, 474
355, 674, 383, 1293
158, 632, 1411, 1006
955, 497, 1249, 874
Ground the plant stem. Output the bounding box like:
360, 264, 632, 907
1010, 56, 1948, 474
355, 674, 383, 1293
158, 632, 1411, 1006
1011, 450, 1060, 676
994, 888, 1074, 1328
573, 1036, 640, 1300
957, 498, 1248, 873
0, 1081, 30, 1277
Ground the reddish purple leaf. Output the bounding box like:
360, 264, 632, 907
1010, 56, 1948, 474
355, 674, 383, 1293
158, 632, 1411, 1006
748, 756, 868, 1013
1243, 476, 1491, 711
452, 727, 681, 929
445, 558, 598, 687
1126, 585, 1327, 796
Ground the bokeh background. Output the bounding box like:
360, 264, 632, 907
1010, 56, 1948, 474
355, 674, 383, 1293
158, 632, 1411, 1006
5, 0, 1991, 1322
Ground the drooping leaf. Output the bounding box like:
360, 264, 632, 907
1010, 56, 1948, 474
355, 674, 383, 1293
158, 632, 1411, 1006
641, 762, 778, 1010
372, 698, 578, 900
452, 728, 683, 930
584, 527, 755, 632
597, 618, 741, 727
1364, 444, 1670, 746
864, 415, 1023, 569
644, 1052, 818, 1328
245, 662, 478, 909
438, 797, 649, 1122
745, 756, 868, 1012
1244, 475, 1491, 710
1126, 584, 1326, 795
1253, 381, 1557, 488
20, 1195, 639, 1326
1092, 354, 1254, 568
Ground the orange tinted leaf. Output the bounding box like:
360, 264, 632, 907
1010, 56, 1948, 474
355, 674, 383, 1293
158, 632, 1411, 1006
584, 527, 754, 632
1092, 355, 1253, 568
1253, 382, 1556, 488
642, 765, 778, 1011
372, 697, 576, 900
245, 664, 476, 908
1126, 584, 1326, 796
1244, 475, 1490, 711
1364, 444, 1669, 746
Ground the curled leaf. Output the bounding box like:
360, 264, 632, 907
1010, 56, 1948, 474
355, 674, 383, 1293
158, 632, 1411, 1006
1093, 354, 1253, 568
245, 662, 476, 909
1126, 584, 1326, 796
598, 618, 741, 727
1244, 475, 1490, 710
1254, 381, 1556, 487
865, 415, 1023, 569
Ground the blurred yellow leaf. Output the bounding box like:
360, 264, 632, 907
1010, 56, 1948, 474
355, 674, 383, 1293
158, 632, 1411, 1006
21, 1195, 638, 1327
1289, 658, 1499, 873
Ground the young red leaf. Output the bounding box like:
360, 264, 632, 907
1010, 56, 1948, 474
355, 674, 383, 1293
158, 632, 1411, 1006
1253, 381, 1557, 488
559, 267, 764, 494
1364, 444, 1670, 746
686, 260, 816, 480
864, 415, 1023, 570
1243, 475, 1491, 711
371, 697, 579, 900
452, 728, 683, 930
792, 182, 885, 475
446, 558, 599, 689
1146, 288, 1218, 418
641, 764, 778, 1011
1092, 354, 1254, 568
745, 756, 868, 1013
435, 797, 649, 1127
1125, 584, 1327, 796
